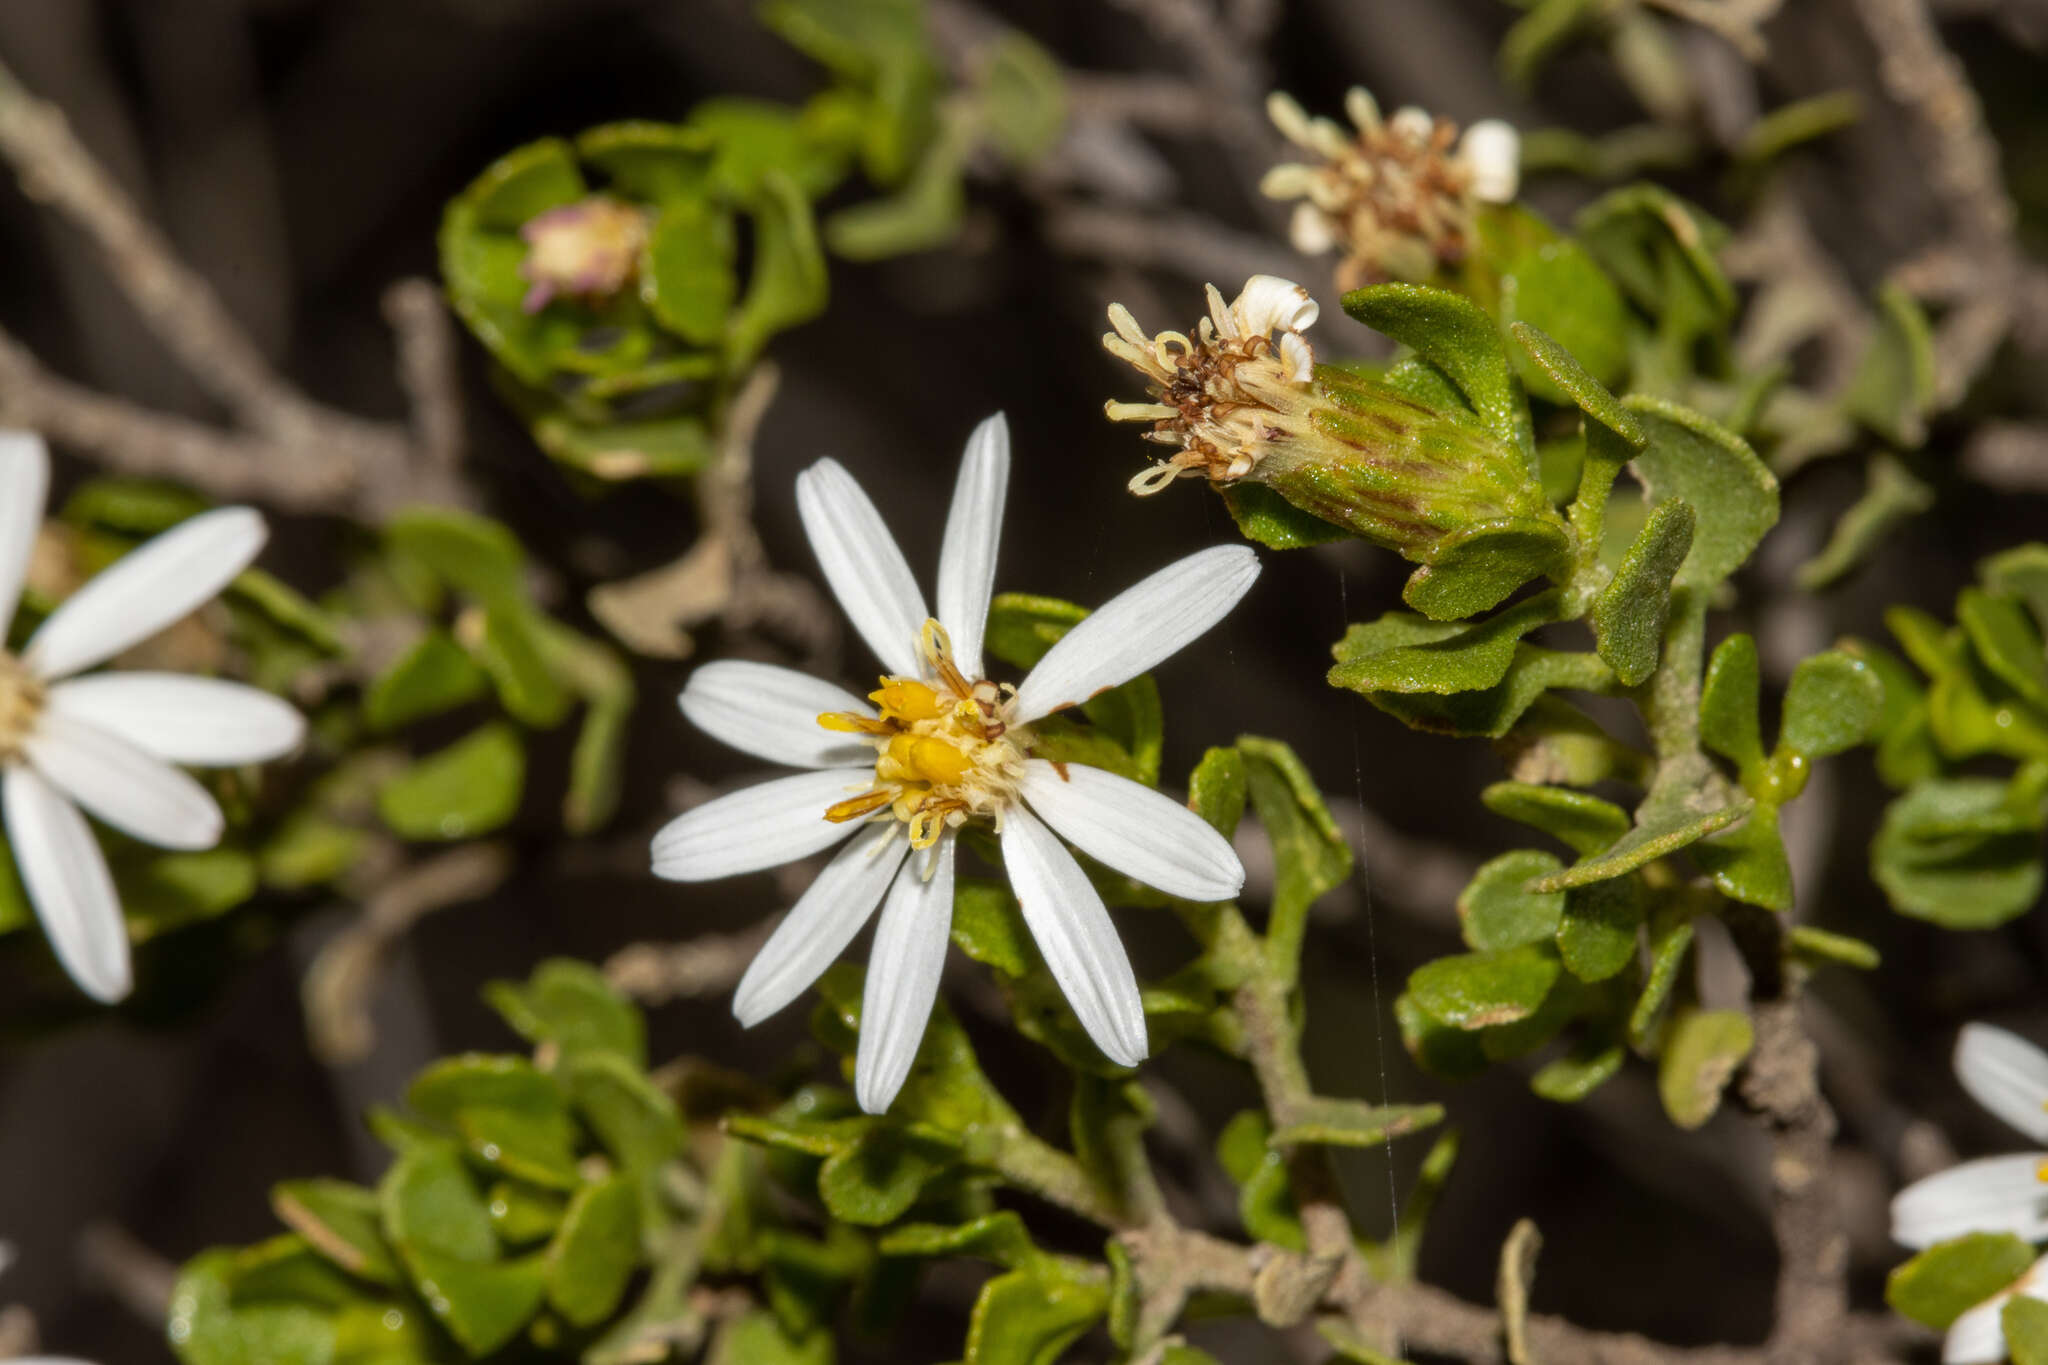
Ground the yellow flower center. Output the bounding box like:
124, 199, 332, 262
0, 651, 44, 762
819, 621, 1029, 849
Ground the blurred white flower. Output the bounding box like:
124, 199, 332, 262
656, 414, 1256, 1113
0, 433, 305, 1003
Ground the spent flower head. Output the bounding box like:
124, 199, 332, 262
0, 433, 305, 1002
1262, 88, 1519, 290
655, 415, 1257, 1114
518, 195, 650, 314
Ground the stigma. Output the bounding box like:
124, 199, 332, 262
819, 621, 1028, 849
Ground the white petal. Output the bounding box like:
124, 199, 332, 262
1891, 1154, 2048, 1249
678, 661, 876, 769
45, 673, 305, 767
651, 768, 870, 881
856, 835, 955, 1113
1000, 805, 1147, 1068
3, 763, 130, 1003
0, 430, 50, 636
795, 458, 928, 679
1012, 545, 1260, 725
1957, 1023, 2048, 1144
1344, 86, 1382, 133
1230, 275, 1319, 338
1463, 119, 1522, 203
1280, 331, 1315, 384
1389, 106, 1434, 144
935, 415, 1009, 679
1018, 760, 1243, 902
23, 713, 223, 850
1943, 1293, 2010, 1365
24, 506, 267, 681
732, 823, 908, 1026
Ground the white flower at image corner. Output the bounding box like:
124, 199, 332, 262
1892, 1025, 2048, 1363
653, 413, 1258, 1115
0, 432, 306, 1004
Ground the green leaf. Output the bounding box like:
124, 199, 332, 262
879, 1210, 1039, 1266
1401, 518, 1572, 622
1367, 646, 1618, 738
270, 1179, 400, 1287
527, 407, 717, 480
165, 1251, 334, 1365
1555, 877, 1644, 982
575, 119, 712, 204
545, 1175, 640, 1327
708, 1310, 833, 1365
1887, 1232, 2037, 1329
1844, 282, 1937, 448
259, 816, 363, 892
1625, 395, 1779, 590
1795, 455, 1934, 591
983, 593, 1162, 782
640, 198, 734, 344
1407, 945, 1560, 1030
365, 630, 488, 732
1575, 184, 1734, 360
120, 848, 259, 939
1700, 633, 1764, 776
1734, 90, 1861, 167
1781, 650, 1886, 757
562, 1050, 685, 1171
1188, 746, 1249, 838
1268, 1097, 1443, 1149
816, 1127, 955, 1225
1530, 1033, 1627, 1102
1507, 320, 1642, 449
1874, 779, 2047, 928
1527, 765, 1748, 893
1481, 782, 1630, 856
377, 722, 525, 840
1499, 0, 1605, 86
729, 171, 828, 369
1984, 544, 2048, 636
949, 877, 1035, 979
483, 958, 646, 1067
1657, 1008, 1754, 1129
1787, 926, 1881, 971
380, 1145, 497, 1263
1215, 1110, 1304, 1251
1592, 499, 1694, 686
980, 32, 1065, 164
824, 114, 969, 260
487, 1181, 565, 1246
1458, 850, 1568, 951
1696, 808, 1794, 913
405, 1248, 547, 1356
1960, 587, 2048, 707
2006, 1296, 2048, 1365
475, 607, 571, 728
963, 1263, 1108, 1365
384, 509, 527, 611
1330, 593, 1563, 696
1239, 736, 1351, 964
1395, 992, 1490, 1079
1630, 909, 1694, 1046
1341, 284, 1535, 466
1489, 222, 1632, 402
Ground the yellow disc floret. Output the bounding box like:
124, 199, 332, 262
819, 620, 1030, 850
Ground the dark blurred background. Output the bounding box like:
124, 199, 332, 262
0, 0, 2045, 1360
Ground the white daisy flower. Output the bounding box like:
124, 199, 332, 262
654, 414, 1258, 1114
0, 432, 306, 1004
1893, 1024, 2048, 1251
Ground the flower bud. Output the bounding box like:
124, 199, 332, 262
1262, 89, 1520, 290
518, 195, 650, 314
1104, 277, 1563, 565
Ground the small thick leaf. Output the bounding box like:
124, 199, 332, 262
545, 1175, 640, 1327
271, 1179, 400, 1287
385, 509, 527, 610
1555, 877, 1644, 982
1507, 317, 1640, 444
963, 1264, 1108, 1365
1625, 396, 1779, 590
365, 629, 488, 732
880, 1210, 1040, 1266
1395, 992, 1490, 1078
1657, 1008, 1754, 1129
1795, 454, 1934, 590
1458, 850, 1568, 951
475, 606, 571, 729
483, 958, 645, 1067
1331, 593, 1562, 696
1787, 926, 1881, 971
1960, 587, 2048, 707
1844, 282, 1937, 448
708, 1310, 833, 1365
728, 171, 828, 369
380, 1145, 497, 1264
950, 877, 1035, 979
1532, 1033, 1626, 1102
1887, 1232, 2037, 1329
1269, 1097, 1444, 1149
1481, 783, 1630, 856
1592, 499, 1694, 686
1401, 518, 1572, 622
165, 1251, 334, 1365
377, 722, 525, 840
1240, 736, 1351, 959
640, 198, 735, 344
1407, 945, 1560, 1030
1630, 909, 1694, 1047
1528, 763, 1748, 893
563, 1050, 685, 1171
1781, 651, 1886, 758
1696, 807, 1794, 913
1873, 779, 2047, 929
1368, 647, 1617, 738
1700, 633, 1764, 776
1492, 231, 1632, 404
1215, 1110, 1305, 1251
2006, 1296, 2048, 1365
1221, 483, 1350, 549
817, 1127, 955, 1225
1188, 746, 1249, 838
406, 1248, 548, 1356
